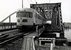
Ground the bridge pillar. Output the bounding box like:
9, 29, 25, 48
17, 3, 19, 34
60, 33, 64, 38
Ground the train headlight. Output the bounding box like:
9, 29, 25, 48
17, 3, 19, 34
17, 19, 20, 22
46, 21, 52, 24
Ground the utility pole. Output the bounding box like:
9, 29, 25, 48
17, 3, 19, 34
22, 0, 23, 8
35, 0, 37, 4
36, 2, 37, 4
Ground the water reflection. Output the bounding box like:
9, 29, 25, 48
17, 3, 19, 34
64, 29, 71, 42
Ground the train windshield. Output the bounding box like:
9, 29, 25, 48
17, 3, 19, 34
17, 12, 32, 18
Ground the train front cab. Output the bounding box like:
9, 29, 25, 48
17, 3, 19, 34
16, 10, 36, 32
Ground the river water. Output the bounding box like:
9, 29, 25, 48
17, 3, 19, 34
64, 29, 71, 42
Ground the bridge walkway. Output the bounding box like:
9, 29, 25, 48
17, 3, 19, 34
21, 32, 38, 50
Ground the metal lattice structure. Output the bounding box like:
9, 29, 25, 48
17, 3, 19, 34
0, 11, 17, 30
30, 3, 64, 38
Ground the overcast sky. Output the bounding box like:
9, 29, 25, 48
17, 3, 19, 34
0, 0, 71, 23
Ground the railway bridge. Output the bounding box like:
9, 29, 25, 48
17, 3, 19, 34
0, 2, 70, 50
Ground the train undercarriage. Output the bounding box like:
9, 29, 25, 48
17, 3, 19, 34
17, 25, 36, 32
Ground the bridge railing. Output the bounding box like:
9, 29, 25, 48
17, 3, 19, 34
0, 23, 17, 31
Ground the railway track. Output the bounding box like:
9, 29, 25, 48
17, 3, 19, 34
0, 29, 37, 46
0, 33, 23, 45
0, 29, 20, 46
0, 29, 71, 50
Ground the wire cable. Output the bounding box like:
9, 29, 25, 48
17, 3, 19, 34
22, 0, 23, 8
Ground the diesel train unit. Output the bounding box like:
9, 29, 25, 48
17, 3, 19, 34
16, 8, 46, 32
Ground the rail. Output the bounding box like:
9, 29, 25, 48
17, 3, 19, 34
0, 33, 23, 46
0, 30, 35, 46
0, 30, 71, 50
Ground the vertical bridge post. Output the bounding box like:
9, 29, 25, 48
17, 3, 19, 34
21, 36, 35, 50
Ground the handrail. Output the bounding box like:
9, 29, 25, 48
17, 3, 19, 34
1, 11, 17, 22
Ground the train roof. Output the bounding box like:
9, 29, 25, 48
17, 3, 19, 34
17, 8, 37, 13
17, 8, 46, 20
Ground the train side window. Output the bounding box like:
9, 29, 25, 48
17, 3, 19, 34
29, 12, 32, 18
26, 13, 29, 17
22, 19, 27, 22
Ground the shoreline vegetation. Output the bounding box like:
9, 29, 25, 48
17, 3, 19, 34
63, 23, 71, 29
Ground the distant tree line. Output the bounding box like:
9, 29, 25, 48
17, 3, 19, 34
63, 23, 71, 29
